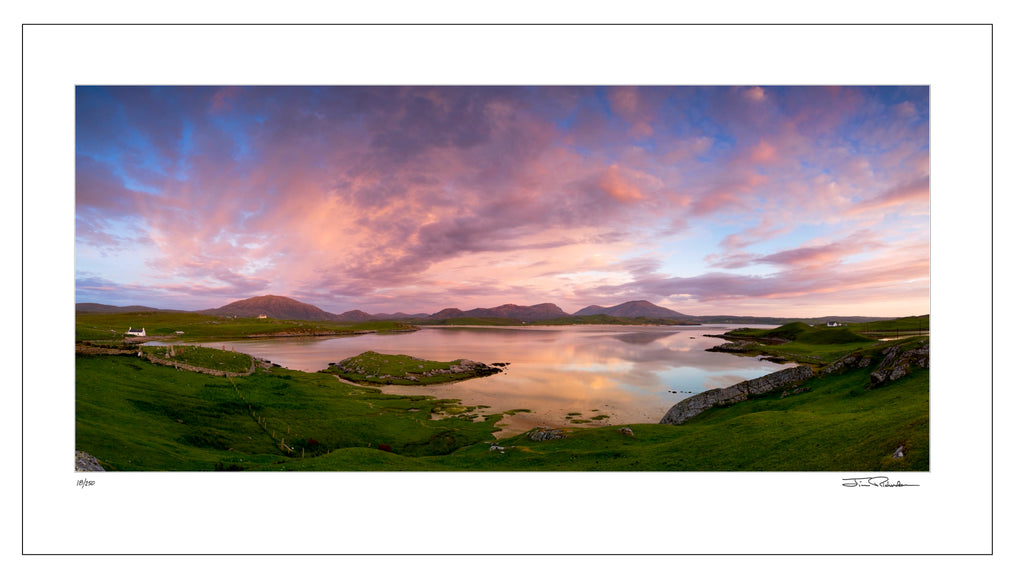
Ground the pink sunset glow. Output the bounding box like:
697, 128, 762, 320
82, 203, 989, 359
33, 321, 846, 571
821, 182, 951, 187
75, 86, 929, 317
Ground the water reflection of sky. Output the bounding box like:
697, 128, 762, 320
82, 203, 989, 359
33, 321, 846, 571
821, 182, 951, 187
156, 325, 793, 434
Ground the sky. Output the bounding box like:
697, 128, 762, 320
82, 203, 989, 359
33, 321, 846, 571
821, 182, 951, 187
75, 86, 929, 317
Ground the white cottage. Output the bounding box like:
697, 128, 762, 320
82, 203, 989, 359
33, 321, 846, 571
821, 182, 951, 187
126, 327, 146, 337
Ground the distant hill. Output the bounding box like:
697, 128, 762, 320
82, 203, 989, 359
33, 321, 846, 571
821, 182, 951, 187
428, 308, 467, 320
76, 303, 165, 313
199, 295, 339, 321
574, 300, 694, 320
429, 303, 569, 322
336, 310, 376, 322
372, 312, 431, 320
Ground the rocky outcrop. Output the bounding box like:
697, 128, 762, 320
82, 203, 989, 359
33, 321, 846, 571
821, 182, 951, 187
706, 341, 754, 354
868, 343, 929, 388
821, 352, 875, 374
415, 360, 500, 380
820, 340, 929, 388
528, 428, 569, 441
334, 356, 500, 383
659, 365, 814, 425
75, 451, 104, 471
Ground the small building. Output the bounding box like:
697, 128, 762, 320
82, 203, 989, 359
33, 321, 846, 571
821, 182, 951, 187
126, 327, 146, 337
257, 314, 267, 319
826, 321, 842, 327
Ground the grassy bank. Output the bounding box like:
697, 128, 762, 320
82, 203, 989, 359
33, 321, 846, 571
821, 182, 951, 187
322, 351, 502, 385
710, 321, 881, 365
76, 334, 928, 471
75, 354, 503, 471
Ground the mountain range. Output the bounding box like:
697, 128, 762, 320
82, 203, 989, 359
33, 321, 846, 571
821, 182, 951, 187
573, 300, 696, 320
429, 303, 569, 321
76, 294, 893, 325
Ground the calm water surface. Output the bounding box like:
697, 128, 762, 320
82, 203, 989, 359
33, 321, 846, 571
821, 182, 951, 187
157, 325, 792, 435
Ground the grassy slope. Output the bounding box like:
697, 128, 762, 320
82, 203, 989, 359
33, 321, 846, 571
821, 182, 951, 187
77, 332, 928, 472
75, 354, 501, 471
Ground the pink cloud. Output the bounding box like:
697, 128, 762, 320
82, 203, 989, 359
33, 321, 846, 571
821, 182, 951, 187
744, 86, 766, 102
720, 221, 791, 251
690, 172, 770, 216
756, 237, 882, 268
607, 86, 657, 138
749, 140, 778, 164
594, 164, 651, 202
847, 176, 930, 215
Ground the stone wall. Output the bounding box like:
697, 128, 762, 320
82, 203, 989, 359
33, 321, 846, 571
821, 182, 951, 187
140, 351, 256, 377
659, 365, 814, 425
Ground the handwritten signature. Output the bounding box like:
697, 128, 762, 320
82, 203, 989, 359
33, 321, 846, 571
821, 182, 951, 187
842, 476, 919, 488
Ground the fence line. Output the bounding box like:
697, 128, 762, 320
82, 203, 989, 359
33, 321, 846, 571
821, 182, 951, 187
226, 373, 299, 457
132, 346, 305, 459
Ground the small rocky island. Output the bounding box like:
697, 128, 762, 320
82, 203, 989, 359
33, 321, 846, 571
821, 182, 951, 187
322, 351, 505, 385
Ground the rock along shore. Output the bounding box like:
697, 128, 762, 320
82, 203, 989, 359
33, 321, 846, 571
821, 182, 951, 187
659, 365, 814, 425
75, 451, 105, 471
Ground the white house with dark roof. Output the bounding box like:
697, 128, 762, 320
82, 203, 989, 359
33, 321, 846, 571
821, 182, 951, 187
126, 327, 146, 337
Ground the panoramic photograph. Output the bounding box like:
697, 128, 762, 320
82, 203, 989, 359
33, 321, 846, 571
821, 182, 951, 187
74, 85, 929, 472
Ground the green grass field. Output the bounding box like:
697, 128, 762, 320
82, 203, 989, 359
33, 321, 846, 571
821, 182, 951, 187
76, 332, 928, 471
845, 315, 929, 337
75, 353, 504, 471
